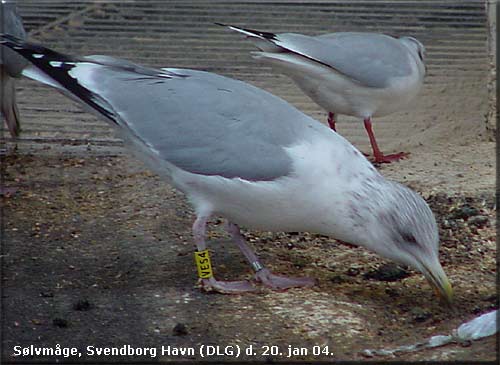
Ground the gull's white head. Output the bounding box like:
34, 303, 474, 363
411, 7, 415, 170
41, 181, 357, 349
400, 36, 426, 63
352, 180, 452, 304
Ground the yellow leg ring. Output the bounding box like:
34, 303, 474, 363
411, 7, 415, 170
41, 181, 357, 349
194, 249, 214, 279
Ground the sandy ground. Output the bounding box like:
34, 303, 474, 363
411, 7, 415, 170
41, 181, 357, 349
1, 104, 496, 363
1, 1, 497, 363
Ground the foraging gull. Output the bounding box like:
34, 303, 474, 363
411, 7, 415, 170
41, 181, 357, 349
0, 35, 451, 303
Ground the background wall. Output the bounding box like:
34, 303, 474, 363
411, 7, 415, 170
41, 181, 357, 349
10, 0, 491, 154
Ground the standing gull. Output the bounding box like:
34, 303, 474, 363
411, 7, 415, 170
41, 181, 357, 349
1, 1, 27, 137
0, 35, 451, 303
218, 24, 426, 163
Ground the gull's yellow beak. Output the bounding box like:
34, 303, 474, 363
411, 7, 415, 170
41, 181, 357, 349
431, 274, 453, 305
421, 260, 453, 305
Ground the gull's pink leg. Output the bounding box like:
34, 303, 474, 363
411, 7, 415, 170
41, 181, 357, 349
193, 215, 255, 293
363, 117, 409, 163
226, 222, 315, 290
327, 112, 336, 131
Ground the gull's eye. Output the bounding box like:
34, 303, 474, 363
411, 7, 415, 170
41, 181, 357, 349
401, 231, 417, 245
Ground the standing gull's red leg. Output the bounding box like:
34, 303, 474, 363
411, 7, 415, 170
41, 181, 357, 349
363, 117, 409, 163
327, 112, 336, 131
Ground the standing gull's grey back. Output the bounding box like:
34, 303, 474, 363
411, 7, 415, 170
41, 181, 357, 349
1, 1, 27, 137
220, 24, 426, 163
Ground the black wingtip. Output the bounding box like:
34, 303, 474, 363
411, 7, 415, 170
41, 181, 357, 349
214, 24, 277, 41
0, 34, 119, 125
0, 33, 77, 65
252, 29, 277, 41
0, 33, 24, 45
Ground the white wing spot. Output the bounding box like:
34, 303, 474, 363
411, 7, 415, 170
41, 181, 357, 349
67, 63, 98, 84
49, 61, 63, 67
32, 54, 45, 59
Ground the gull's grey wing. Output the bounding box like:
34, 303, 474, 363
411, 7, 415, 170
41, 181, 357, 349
88, 66, 310, 181
271, 32, 414, 88
1, 2, 28, 76
2, 36, 316, 181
